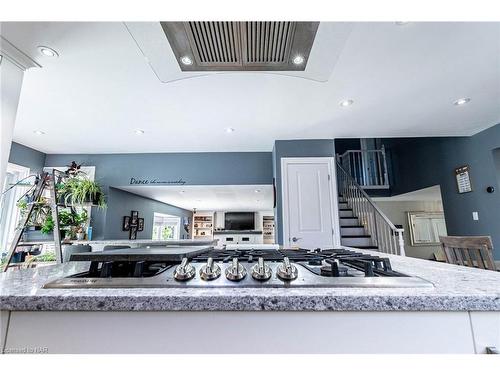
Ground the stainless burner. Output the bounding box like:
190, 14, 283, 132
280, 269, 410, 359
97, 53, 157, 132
43, 248, 435, 289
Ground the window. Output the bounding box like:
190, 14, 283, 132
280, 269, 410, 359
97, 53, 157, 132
0, 163, 30, 258
407, 211, 447, 246
152, 213, 181, 240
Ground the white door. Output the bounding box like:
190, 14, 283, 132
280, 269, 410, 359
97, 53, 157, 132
282, 158, 340, 249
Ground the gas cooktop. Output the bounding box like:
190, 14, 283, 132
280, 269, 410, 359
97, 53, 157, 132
43, 247, 433, 289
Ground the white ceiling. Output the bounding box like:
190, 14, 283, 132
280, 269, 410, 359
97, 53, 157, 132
118, 184, 274, 211
124, 22, 352, 83
2, 22, 500, 154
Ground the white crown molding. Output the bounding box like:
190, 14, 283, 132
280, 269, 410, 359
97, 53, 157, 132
0, 36, 40, 71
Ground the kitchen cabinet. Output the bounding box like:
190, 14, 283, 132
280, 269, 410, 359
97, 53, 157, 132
192, 212, 214, 239
213, 233, 263, 246
469, 312, 500, 354
0, 311, 8, 353
214, 211, 225, 230
263, 216, 275, 244
2, 311, 484, 353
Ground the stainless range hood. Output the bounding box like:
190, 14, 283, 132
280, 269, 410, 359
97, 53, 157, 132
161, 21, 319, 71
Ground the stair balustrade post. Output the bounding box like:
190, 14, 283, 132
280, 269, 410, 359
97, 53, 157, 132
381, 145, 389, 186
397, 229, 405, 256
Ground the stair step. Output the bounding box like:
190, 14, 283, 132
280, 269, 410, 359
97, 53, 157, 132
341, 235, 371, 238
338, 202, 349, 209
341, 236, 373, 247
339, 210, 355, 218
351, 245, 379, 250
340, 218, 360, 226
340, 227, 366, 236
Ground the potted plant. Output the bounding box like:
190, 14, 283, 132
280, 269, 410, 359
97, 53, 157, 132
63, 177, 106, 208
41, 215, 54, 234
40, 208, 88, 240
57, 208, 88, 240
16, 197, 51, 230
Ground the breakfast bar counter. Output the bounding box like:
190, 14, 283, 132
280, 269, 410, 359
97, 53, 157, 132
1, 250, 499, 312
1, 250, 499, 353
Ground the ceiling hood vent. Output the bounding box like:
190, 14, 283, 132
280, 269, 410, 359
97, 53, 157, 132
186, 22, 240, 64
161, 21, 319, 71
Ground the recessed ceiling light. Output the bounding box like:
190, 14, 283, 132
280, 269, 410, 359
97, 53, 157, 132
180, 56, 193, 65
292, 55, 305, 65
453, 98, 471, 106
339, 99, 354, 107
395, 21, 410, 26
254, 189, 261, 193
33, 130, 45, 135
37, 46, 59, 58
225, 127, 235, 133
134, 129, 145, 135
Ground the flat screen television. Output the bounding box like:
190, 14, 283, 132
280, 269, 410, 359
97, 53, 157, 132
224, 212, 255, 231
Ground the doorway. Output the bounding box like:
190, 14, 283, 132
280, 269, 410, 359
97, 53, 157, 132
281, 157, 340, 249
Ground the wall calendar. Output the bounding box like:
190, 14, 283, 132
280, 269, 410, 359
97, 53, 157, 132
455, 165, 472, 194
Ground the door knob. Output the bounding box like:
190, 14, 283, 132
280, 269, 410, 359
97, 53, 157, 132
292, 237, 302, 242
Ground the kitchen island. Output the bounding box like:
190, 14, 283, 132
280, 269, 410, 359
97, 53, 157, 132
68, 239, 219, 251
1, 250, 499, 354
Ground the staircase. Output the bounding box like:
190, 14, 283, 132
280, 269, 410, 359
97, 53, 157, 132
336, 161, 405, 256
338, 195, 379, 250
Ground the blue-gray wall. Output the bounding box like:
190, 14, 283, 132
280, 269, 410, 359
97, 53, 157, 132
272, 140, 336, 245
382, 123, 500, 258
104, 187, 192, 240
44, 152, 272, 187
8, 142, 46, 173
44, 152, 273, 239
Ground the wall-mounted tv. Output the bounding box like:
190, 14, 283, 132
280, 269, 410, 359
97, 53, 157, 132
225, 212, 255, 231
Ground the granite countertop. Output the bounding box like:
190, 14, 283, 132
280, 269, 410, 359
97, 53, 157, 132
70, 239, 218, 246
19, 239, 217, 246
1, 250, 500, 312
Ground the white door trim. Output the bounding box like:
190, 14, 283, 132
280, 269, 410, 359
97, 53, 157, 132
281, 157, 341, 248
